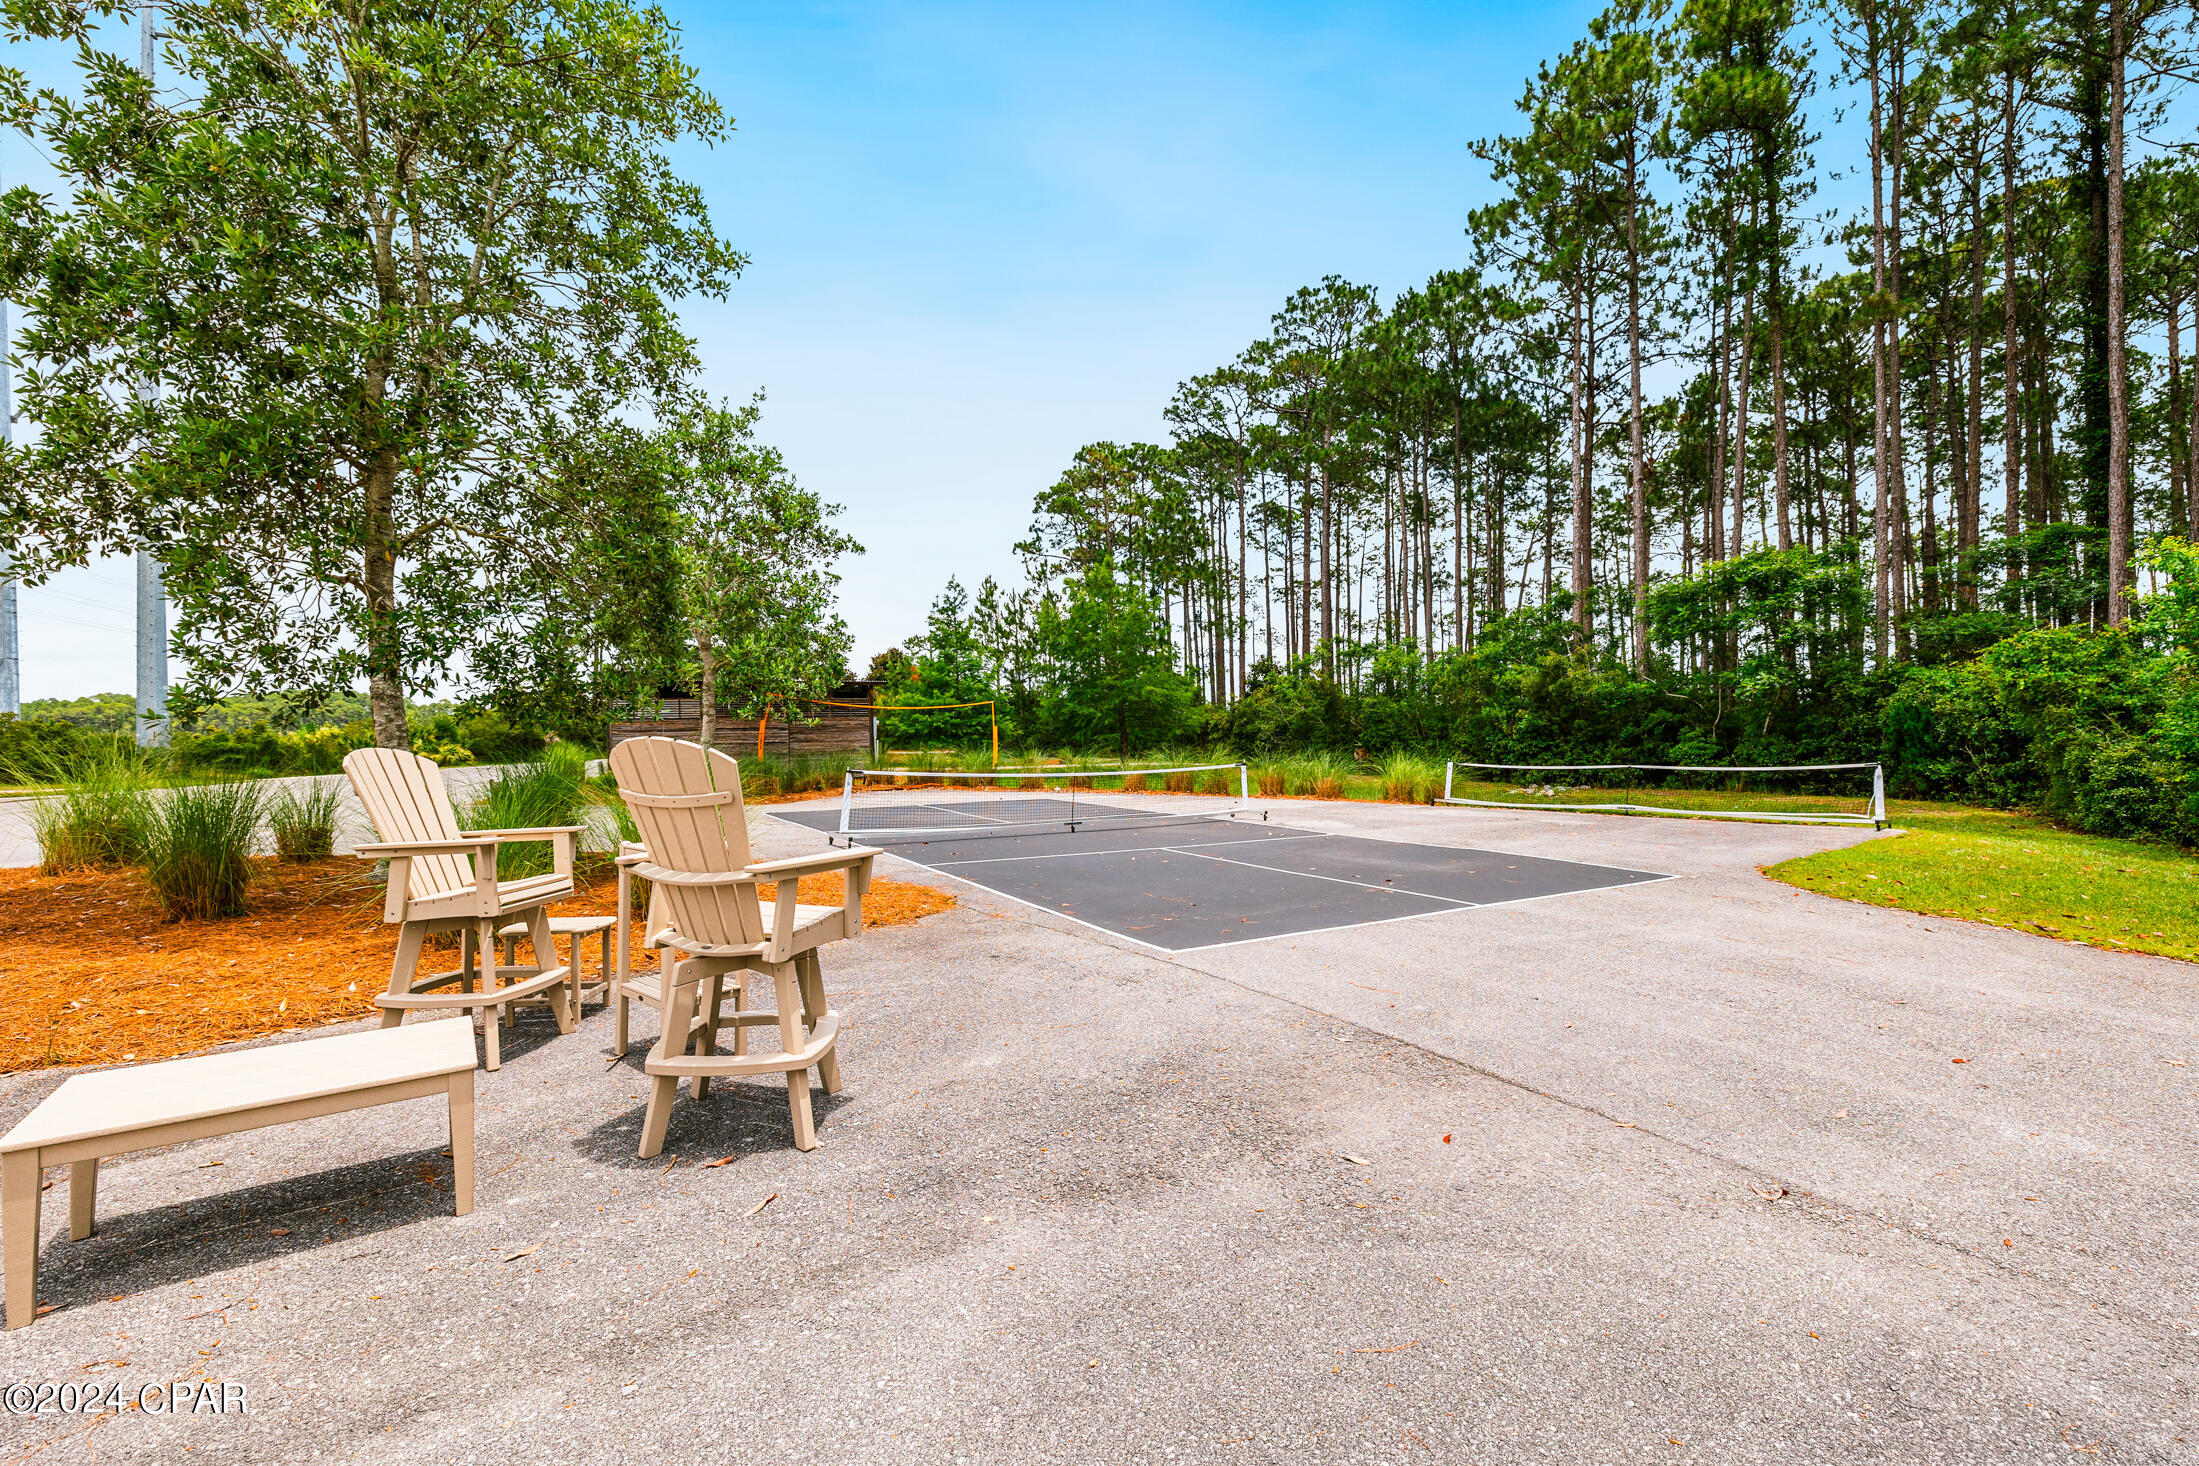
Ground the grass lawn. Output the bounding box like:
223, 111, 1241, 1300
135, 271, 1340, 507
1765, 802, 2199, 964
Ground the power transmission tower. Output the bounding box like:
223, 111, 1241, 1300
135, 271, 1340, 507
134, 2, 167, 747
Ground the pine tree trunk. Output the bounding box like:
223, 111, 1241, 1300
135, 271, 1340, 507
1569, 278, 1592, 642
1732, 285, 1756, 560
2003, 54, 2024, 584
1887, 35, 1911, 651
2104, 0, 2131, 622
1960, 121, 1984, 607
1627, 132, 1650, 672
2167, 294, 2186, 537
1868, 15, 1894, 659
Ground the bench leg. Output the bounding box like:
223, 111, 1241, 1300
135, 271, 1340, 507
4, 1151, 41, 1330
447, 1072, 475, 1216
68, 1160, 96, 1241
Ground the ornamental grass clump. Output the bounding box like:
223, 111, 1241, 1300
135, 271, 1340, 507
267, 782, 342, 862
143, 780, 261, 921
1290, 751, 1351, 799
1380, 752, 1443, 804
31, 749, 155, 873
467, 753, 586, 880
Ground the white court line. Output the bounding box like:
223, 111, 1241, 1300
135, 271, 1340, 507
1160, 873, 1686, 954
927, 830, 1328, 869
878, 847, 1681, 955
1171, 846, 1480, 907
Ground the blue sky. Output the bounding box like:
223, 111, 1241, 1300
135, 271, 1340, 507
12, 0, 1600, 700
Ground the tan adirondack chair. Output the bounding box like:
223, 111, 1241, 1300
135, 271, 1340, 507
609, 838, 679, 1057
344, 749, 578, 1070
609, 737, 876, 1156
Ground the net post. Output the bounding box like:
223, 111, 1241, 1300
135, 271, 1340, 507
1872, 764, 1886, 828
1239, 763, 1249, 801
837, 770, 854, 839
1443, 762, 1454, 802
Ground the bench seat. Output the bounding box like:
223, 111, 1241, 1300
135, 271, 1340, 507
2, 1021, 479, 1329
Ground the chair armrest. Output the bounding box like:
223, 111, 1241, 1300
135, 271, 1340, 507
358, 838, 503, 922
355, 838, 501, 858
627, 862, 760, 890
743, 848, 880, 878
615, 840, 650, 865
467, 826, 578, 878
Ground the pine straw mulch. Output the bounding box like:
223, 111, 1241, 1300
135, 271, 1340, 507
0, 858, 955, 1074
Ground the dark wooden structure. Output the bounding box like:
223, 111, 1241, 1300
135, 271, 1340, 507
608, 680, 879, 759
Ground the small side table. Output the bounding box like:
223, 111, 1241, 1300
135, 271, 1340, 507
500, 915, 618, 1013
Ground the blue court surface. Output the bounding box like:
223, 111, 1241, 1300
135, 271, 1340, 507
767, 801, 1670, 952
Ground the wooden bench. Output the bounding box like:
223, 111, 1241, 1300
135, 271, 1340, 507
2, 1021, 479, 1329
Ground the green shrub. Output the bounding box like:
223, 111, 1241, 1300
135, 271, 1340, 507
0, 713, 90, 784
144, 780, 261, 921
30, 750, 155, 872
170, 720, 373, 777
268, 782, 342, 862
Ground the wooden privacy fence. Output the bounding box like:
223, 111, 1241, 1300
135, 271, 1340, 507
609, 681, 880, 759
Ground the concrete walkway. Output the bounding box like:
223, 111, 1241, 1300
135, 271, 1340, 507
0, 800, 2189, 1463
0, 763, 620, 869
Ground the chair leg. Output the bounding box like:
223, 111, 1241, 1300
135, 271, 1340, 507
801, 953, 843, 1096
528, 907, 574, 1035
614, 989, 631, 1058
774, 968, 816, 1150
638, 1075, 678, 1159
731, 973, 749, 1057
695, 971, 724, 1101
460, 926, 478, 995
382, 923, 426, 1028
785, 1071, 816, 1151
480, 920, 503, 1072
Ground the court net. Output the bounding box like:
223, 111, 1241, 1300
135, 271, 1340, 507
835, 763, 1253, 842
1440, 761, 1885, 826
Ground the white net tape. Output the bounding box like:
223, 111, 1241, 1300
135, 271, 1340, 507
836, 763, 1253, 840
1440, 761, 1886, 826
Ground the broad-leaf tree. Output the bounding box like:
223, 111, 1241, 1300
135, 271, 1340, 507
663, 398, 858, 750
0, 0, 743, 744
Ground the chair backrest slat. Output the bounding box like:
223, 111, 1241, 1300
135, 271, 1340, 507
344, 748, 473, 901
609, 737, 761, 948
